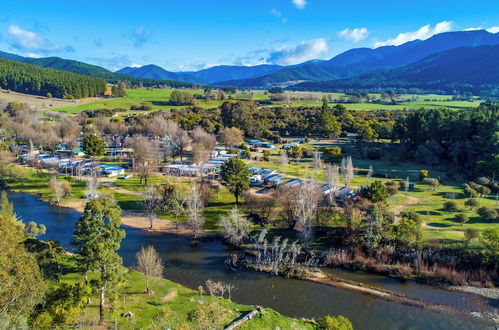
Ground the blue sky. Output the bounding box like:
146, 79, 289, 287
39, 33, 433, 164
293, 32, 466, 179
1, 0, 498, 71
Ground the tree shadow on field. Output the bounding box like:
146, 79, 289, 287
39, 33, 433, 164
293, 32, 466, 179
425, 222, 452, 228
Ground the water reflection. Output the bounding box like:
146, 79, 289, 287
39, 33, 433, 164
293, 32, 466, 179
5, 190, 496, 330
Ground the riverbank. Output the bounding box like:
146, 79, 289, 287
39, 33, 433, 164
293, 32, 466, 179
5, 180, 498, 302
4, 187, 497, 329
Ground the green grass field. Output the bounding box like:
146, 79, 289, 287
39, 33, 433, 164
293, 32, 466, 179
53, 256, 315, 329
51, 88, 482, 114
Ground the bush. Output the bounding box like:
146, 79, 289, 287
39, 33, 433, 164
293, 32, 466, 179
423, 178, 439, 190
323, 147, 343, 163
464, 198, 480, 210
419, 170, 428, 180
316, 315, 353, 330
455, 213, 469, 226
477, 207, 498, 222
443, 201, 459, 213
361, 181, 388, 202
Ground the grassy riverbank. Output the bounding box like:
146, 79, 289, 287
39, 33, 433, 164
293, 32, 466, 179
55, 256, 316, 329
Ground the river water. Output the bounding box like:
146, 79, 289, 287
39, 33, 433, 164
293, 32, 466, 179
5, 190, 498, 329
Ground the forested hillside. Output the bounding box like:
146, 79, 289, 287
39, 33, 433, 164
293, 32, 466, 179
292, 44, 499, 94
0, 57, 106, 98
117, 64, 202, 84
0, 52, 198, 89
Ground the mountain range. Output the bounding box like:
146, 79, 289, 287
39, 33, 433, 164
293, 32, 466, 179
113, 30, 499, 90
0, 29, 498, 93
293, 44, 499, 93
0, 53, 196, 88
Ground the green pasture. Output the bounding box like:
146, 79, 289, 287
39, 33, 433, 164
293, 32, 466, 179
51, 88, 482, 114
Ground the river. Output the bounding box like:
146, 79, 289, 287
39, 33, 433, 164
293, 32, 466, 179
4, 190, 498, 329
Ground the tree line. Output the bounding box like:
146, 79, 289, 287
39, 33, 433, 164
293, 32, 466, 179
0, 58, 107, 99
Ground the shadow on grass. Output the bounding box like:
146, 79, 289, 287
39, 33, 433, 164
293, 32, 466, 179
425, 222, 453, 228
416, 210, 441, 216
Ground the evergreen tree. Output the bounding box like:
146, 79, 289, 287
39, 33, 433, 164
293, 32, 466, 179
318, 98, 342, 138
82, 134, 105, 157
0, 192, 45, 327
220, 158, 251, 204
71, 197, 125, 325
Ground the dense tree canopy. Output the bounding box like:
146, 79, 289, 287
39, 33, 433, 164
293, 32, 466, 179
0, 192, 45, 327
0, 58, 106, 98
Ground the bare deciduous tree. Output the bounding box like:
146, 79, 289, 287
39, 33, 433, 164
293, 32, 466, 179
219, 207, 252, 246
143, 185, 163, 230
186, 184, 205, 239
366, 164, 373, 185
49, 176, 64, 204
280, 151, 288, 171
341, 156, 354, 186
218, 127, 244, 147
294, 184, 321, 245
173, 128, 190, 161
312, 151, 322, 182
192, 127, 216, 165
85, 173, 99, 199
134, 245, 165, 294
129, 136, 159, 185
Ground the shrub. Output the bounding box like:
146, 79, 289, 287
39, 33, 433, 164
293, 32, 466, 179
419, 170, 428, 180
361, 181, 388, 202
477, 207, 498, 222
455, 213, 469, 226
464, 228, 479, 242
443, 201, 459, 213
423, 178, 439, 190
323, 147, 343, 163
464, 198, 480, 210
316, 315, 353, 330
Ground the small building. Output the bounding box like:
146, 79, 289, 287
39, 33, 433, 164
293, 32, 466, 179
320, 184, 336, 196
250, 174, 263, 187
283, 178, 302, 187
247, 140, 262, 146
259, 169, 276, 178
248, 166, 261, 174
101, 165, 125, 177
259, 142, 274, 149
262, 173, 284, 188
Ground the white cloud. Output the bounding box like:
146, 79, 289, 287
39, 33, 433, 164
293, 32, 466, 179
27, 53, 42, 58
126, 26, 152, 48
292, 0, 307, 9
270, 9, 288, 23
7, 25, 60, 52
267, 38, 328, 65
270, 9, 282, 17
130, 63, 142, 68
465, 27, 482, 31
374, 21, 453, 47
338, 27, 369, 43
487, 26, 499, 33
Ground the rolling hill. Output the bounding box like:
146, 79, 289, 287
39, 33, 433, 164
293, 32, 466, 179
184, 64, 284, 83
0, 52, 198, 88
291, 44, 499, 93
213, 63, 363, 88
0, 57, 106, 98
116, 64, 202, 84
